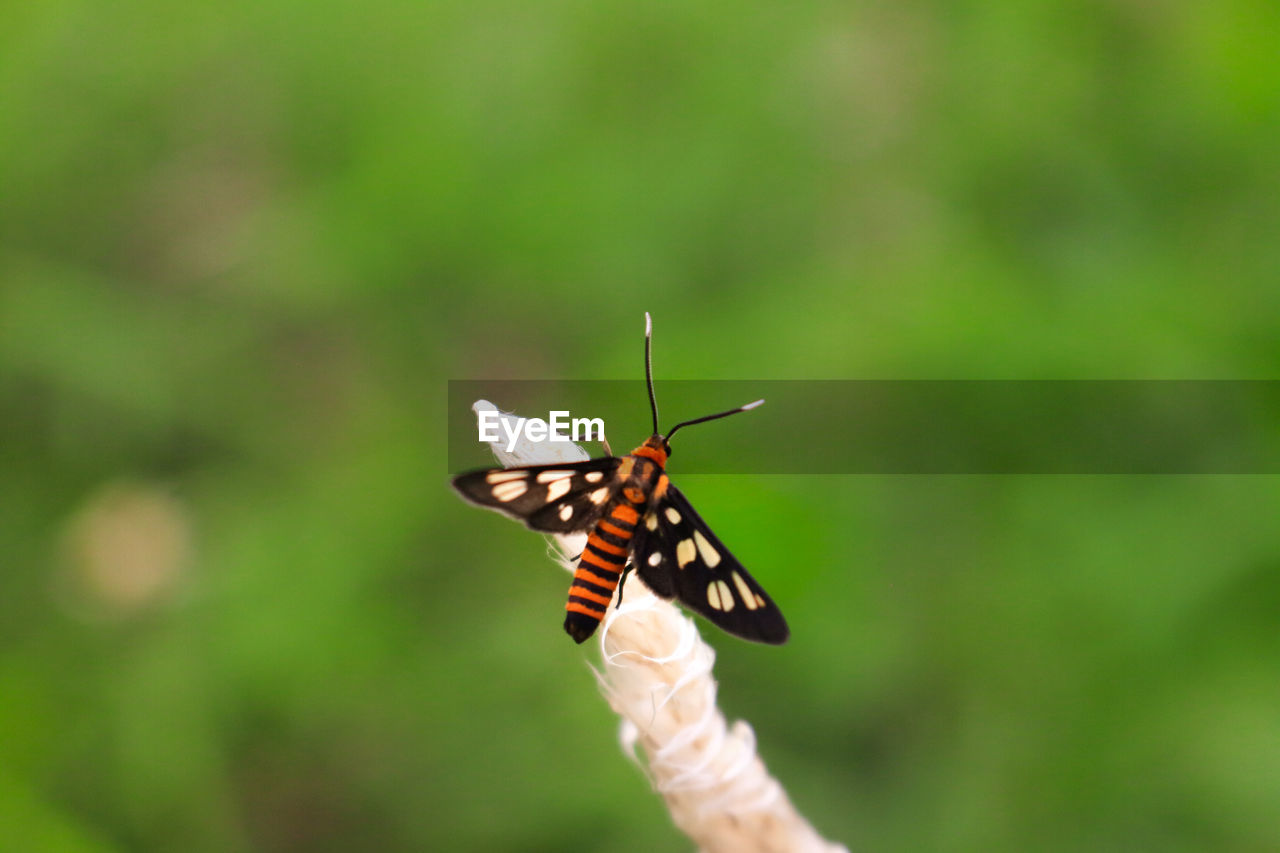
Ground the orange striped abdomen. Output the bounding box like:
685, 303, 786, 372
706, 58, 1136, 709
563, 503, 640, 643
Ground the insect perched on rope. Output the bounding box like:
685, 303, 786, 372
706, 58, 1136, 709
451, 314, 789, 645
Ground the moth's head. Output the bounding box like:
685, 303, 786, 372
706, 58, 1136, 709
640, 435, 670, 455
637, 435, 670, 461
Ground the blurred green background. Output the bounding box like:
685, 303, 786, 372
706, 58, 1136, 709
3, 0, 1279, 850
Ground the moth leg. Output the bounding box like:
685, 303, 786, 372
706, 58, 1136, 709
616, 562, 632, 607
600, 430, 613, 458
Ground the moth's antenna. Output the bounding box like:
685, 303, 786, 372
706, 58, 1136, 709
645, 312, 659, 436
665, 398, 763, 442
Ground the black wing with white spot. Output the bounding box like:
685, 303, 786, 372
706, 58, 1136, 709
632, 485, 789, 644
451, 458, 623, 533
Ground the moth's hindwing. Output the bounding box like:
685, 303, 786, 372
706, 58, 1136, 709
633, 485, 789, 644
451, 458, 623, 533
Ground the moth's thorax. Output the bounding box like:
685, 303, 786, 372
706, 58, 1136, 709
616, 452, 669, 509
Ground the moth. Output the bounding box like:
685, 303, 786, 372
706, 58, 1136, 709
451, 314, 789, 645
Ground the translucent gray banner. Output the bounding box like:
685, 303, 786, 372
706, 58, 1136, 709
448, 381, 1280, 474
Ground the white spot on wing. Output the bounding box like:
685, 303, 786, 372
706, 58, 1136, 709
693, 530, 720, 567
665, 507, 682, 524
545, 477, 572, 501
645, 513, 658, 531
715, 580, 734, 611
585, 471, 604, 483
707, 580, 733, 611
648, 551, 662, 567
732, 571, 757, 610
559, 504, 574, 521
492, 480, 527, 502
536, 469, 573, 483
754, 594, 766, 608
588, 487, 610, 505
486, 470, 526, 484
676, 539, 696, 568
